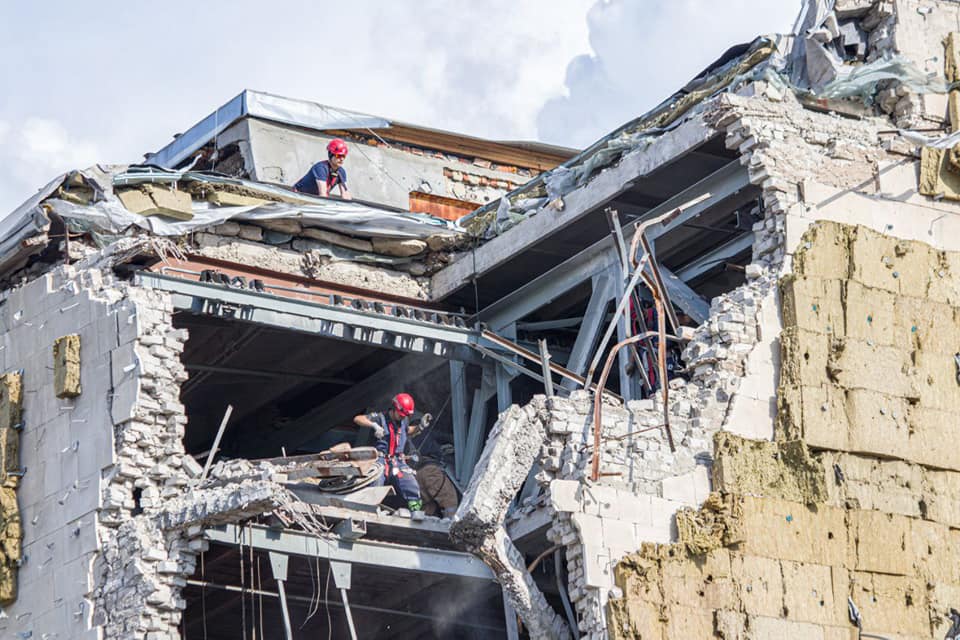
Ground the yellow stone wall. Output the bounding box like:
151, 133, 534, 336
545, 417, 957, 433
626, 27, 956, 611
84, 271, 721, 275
608, 222, 960, 639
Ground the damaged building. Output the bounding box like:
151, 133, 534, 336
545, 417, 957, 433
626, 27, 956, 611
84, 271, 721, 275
5, 0, 960, 638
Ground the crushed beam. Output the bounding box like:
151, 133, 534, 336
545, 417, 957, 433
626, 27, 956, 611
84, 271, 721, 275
476, 160, 750, 330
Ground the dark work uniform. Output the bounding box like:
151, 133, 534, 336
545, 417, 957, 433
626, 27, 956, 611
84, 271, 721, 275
366, 411, 421, 504
293, 160, 347, 196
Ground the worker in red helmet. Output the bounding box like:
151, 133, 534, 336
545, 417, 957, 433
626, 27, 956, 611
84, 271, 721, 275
353, 392, 429, 517
293, 138, 352, 199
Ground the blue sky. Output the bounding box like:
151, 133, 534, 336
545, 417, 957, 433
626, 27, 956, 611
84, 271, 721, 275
0, 0, 799, 214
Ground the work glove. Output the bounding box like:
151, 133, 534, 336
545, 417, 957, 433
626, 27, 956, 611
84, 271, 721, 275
371, 424, 385, 439
420, 413, 433, 429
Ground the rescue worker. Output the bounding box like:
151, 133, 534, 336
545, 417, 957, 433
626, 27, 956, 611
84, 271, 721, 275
408, 429, 459, 519
353, 393, 424, 516
293, 138, 352, 199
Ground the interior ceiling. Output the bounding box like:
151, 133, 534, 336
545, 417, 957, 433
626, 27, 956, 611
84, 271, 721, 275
444, 136, 744, 311
175, 314, 468, 459
182, 543, 507, 640
175, 314, 406, 456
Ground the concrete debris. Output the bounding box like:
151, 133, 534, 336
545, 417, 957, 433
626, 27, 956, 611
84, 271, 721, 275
712, 431, 827, 505
116, 184, 194, 221
451, 398, 572, 639
675, 492, 739, 556
6, 1, 960, 638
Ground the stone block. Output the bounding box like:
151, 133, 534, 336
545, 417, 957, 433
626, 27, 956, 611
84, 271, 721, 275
733, 496, 847, 566
733, 554, 784, 618
745, 615, 826, 640
849, 224, 938, 295
548, 480, 580, 513
663, 605, 714, 639
842, 281, 895, 345
909, 519, 960, 583
603, 518, 639, 561
792, 221, 851, 280
828, 339, 916, 398
926, 250, 960, 305
910, 407, 960, 470
780, 328, 831, 389
781, 276, 845, 337
844, 389, 911, 460
116, 185, 193, 221
781, 562, 848, 626
912, 352, 960, 412
924, 469, 960, 527
778, 383, 848, 451
659, 551, 735, 611
893, 297, 960, 355
300, 228, 374, 252
53, 335, 82, 399
0, 373, 23, 480
371, 237, 428, 257
849, 510, 912, 576
848, 572, 928, 637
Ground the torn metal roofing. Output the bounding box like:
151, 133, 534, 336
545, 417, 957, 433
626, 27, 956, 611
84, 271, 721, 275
0, 164, 460, 278
146, 89, 577, 172
145, 91, 391, 170
459, 36, 782, 240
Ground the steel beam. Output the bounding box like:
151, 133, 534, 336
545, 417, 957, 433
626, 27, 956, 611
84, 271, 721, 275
658, 265, 711, 325
460, 368, 496, 485
136, 272, 479, 360
675, 232, 755, 283
183, 363, 353, 386
205, 524, 495, 580
477, 161, 751, 330
450, 360, 469, 480
432, 117, 717, 298
560, 271, 614, 391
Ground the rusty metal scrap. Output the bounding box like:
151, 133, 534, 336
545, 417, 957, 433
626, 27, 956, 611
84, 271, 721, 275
587, 195, 711, 481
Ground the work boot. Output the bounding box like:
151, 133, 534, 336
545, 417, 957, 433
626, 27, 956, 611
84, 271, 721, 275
408, 500, 425, 521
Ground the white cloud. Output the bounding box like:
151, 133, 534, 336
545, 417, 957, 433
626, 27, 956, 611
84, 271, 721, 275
537, 0, 802, 147
0, 117, 101, 215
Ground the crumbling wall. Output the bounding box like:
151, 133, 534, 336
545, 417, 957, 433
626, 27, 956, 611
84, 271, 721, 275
606, 221, 960, 639
535, 267, 775, 638
451, 399, 573, 640
0, 262, 285, 639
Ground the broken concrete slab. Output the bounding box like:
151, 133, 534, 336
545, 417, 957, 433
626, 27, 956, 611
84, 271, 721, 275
116, 184, 194, 221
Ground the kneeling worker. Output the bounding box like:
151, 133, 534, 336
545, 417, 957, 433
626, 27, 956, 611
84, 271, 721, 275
354, 393, 425, 517
293, 138, 352, 199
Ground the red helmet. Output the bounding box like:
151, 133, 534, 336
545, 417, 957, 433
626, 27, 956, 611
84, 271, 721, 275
327, 138, 348, 157
393, 393, 415, 418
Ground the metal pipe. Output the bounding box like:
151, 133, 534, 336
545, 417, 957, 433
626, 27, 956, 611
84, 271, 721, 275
538, 340, 555, 397
590, 333, 660, 482
654, 293, 675, 452
185, 579, 506, 633
554, 550, 578, 637
526, 544, 561, 574
276, 579, 294, 640
582, 253, 650, 390
197, 404, 233, 486
340, 588, 359, 640
480, 330, 609, 396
